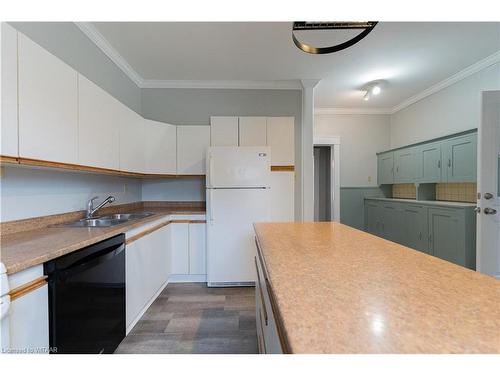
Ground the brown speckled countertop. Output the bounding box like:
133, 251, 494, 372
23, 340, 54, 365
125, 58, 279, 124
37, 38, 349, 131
254, 222, 500, 354
0, 202, 205, 275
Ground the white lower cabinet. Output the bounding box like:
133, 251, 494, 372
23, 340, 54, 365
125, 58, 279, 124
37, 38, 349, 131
170, 221, 207, 278
170, 223, 189, 274
7, 265, 49, 353
125, 221, 170, 332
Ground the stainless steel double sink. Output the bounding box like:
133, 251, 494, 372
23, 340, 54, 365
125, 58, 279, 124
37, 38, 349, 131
54, 212, 155, 227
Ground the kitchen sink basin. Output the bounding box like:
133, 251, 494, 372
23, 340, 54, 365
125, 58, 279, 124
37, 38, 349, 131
53, 212, 155, 228
99, 212, 155, 221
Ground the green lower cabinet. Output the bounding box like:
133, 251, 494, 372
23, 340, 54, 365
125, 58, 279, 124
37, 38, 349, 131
363, 199, 476, 269
427, 207, 476, 269
401, 205, 429, 254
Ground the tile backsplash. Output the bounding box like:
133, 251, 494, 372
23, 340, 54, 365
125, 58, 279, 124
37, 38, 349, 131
436, 183, 477, 203
392, 184, 416, 199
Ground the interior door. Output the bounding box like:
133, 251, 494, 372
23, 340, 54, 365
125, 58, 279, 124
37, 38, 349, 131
477, 91, 500, 279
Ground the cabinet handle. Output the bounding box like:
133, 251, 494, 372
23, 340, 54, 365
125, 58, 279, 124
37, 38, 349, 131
254, 257, 268, 326
396, 166, 399, 173
437, 160, 441, 168
447, 159, 451, 168
419, 232, 422, 240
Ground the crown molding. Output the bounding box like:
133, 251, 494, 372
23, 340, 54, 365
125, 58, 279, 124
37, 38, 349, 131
391, 50, 500, 113
75, 22, 144, 87
315, 107, 392, 115
141, 79, 302, 90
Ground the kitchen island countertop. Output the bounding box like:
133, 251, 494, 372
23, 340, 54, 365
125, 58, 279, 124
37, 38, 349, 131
253, 222, 500, 353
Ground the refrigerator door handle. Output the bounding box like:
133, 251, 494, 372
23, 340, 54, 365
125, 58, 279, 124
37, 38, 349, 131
209, 189, 215, 224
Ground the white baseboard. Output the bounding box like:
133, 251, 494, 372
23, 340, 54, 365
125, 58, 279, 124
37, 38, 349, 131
169, 274, 207, 283
126, 279, 169, 335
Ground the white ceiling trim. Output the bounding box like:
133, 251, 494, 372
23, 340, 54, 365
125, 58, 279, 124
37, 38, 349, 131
391, 49, 500, 113
141, 79, 302, 90
315, 108, 392, 115
75, 22, 144, 87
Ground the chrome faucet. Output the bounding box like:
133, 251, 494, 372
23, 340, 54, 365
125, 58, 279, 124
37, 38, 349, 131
86, 196, 115, 219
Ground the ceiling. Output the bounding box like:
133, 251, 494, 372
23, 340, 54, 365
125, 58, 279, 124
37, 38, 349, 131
91, 22, 500, 109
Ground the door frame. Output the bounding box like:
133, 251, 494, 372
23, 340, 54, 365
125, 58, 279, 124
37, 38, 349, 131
313, 137, 340, 222
477, 90, 500, 279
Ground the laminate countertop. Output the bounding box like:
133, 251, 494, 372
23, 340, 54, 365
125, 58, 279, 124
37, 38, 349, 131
364, 197, 476, 208
0, 203, 205, 275
253, 222, 500, 353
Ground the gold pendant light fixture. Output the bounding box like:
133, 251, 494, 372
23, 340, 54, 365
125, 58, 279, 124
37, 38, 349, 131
292, 22, 378, 54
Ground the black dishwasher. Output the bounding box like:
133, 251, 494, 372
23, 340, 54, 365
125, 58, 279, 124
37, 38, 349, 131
44, 234, 126, 354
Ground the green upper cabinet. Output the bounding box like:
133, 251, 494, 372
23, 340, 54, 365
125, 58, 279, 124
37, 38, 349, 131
418, 141, 442, 183
441, 134, 477, 182
394, 147, 418, 183
377, 152, 394, 185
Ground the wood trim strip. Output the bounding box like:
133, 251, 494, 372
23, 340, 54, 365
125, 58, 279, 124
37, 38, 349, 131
0, 155, 205, 179
9, 276, 48, 301
256, 237, 292, 354
126, 219, 206, 244
126, 221, 171, 244
271, 165, 295, 172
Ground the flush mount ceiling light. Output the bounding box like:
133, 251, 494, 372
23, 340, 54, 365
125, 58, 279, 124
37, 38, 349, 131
292, 21, 378, 54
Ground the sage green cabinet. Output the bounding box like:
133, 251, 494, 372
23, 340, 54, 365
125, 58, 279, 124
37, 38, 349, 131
394, 147, 418, 183
418, 142, 442, 183
427, 207, 476, 269
377, 152, 394, 185
377, 131, 477, 185
401, 204, 429, 253
364, 199, 476, 269
441, 134, 477, 183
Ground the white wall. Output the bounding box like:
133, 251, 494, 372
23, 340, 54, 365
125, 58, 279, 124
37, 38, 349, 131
314, 114, 391, 187
390, 62, 500, 148
141, 178, 205, 202
0, 166, 142, 221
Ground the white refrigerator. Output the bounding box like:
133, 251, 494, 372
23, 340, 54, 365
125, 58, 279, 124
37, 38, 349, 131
206, 147, 271, 286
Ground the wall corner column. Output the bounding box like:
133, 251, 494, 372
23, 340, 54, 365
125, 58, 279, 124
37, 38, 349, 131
300, 79, 320, 221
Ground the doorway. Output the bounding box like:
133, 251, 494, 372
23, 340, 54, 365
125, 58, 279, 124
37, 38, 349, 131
477, 90, 500, 279
313, 138, 340, 222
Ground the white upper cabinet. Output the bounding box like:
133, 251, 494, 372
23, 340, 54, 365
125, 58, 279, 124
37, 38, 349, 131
239, 116, 267, 146
1, 23, 18, 157
144, 119, 177, 174
267, 117, 295, 165
78, 75, 120, 170
119, 106, 144, 173
18, 33, 78, 164
210, 116, 238, 146
177, 125, 210, 175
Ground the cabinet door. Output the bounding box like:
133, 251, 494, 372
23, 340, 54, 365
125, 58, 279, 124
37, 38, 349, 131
377, 152, 394, 184
171, 223, 189, 274
177, 125, 210, 175
380, 203, 402, 242
364, 200, 381, 235
266, 117, 295, 165
119, 107, 144, 173
239, 117, 267, 146
428, 208, 466, 266
78, 75, 120, 169
9, 284, 49, 351
144, 119, 176, 174
269, 172, 295, 221
419, 142, 443, 183
1, 23, 18, 157
394, 147, 417, 183
126, 239, 146, 328
402, 205, 429, 253
18, 33, 78, 164
210, 116, 238, 146
189, 223, 206, 275
442, 134, 477, 182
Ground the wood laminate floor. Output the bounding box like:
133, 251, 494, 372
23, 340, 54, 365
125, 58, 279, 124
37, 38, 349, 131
115, 283, 258, 354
